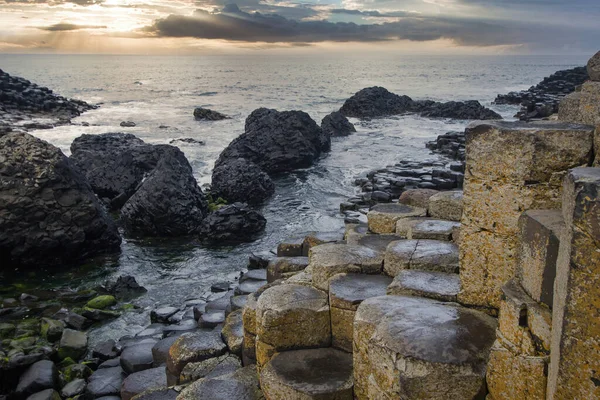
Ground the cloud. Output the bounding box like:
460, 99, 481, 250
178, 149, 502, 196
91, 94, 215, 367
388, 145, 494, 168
0, 0, 102, 5
329, 8, 416, 17
145, 5, 600, 50
37, 22, 107, 31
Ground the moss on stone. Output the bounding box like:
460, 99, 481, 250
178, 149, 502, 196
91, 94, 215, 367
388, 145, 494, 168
85, 295, 117, 310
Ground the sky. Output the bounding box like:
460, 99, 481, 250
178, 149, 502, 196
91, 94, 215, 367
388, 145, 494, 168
0, 0, 598, 54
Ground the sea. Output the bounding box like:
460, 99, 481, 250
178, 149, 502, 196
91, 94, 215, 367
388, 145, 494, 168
0, 53, 588, 344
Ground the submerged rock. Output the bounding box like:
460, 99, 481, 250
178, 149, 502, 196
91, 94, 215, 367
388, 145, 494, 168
198, 203, 266, 243
211, 158, 275, 205
120, 121, 136, 127
321, 111, 356, 137
105, 275, 147, 300
0, 133, 121, 269
120, 146, 208, 237
216, 108, 330, 174
193, 107, 228, 121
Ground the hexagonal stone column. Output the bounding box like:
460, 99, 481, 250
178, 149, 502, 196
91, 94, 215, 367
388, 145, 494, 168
267, 257, 308, 282
428, 191, 463, 222
384, 239, 459, 277
329, 273, 392, 352
367, 203, 426, 234
354, 295, 497, 400
260, 348, 353, 400
459, 121, 594, 309
548, 168, 600, 400
309, 243, 384, 291
408, 220, 460, 241
387, 270, 460, 302
166, 330, 226, 383
255, 284, 330, 368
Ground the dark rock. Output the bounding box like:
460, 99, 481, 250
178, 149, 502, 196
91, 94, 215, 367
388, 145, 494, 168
105, 275, 147, 300
25, 389, 60, 400
98, 359, 121, 369
211, 283, 230, 293
169, 138, 205, 146
58, 329, 87, 361
60, 378, 86, 397
150, 307, 179, 324
0, 133, 121, 269
120, 146, 208, 236
198, 311, 225, 329
320, 111, 356, 137
93, 340, 119, 361
419, 100, 502, 120
85, 367, 126, 398
120, 367, 167, 400
198, 203, 266, 243
151, 336, 180, 367
177, 365, 262, 400
211, 158, 275, 205
193, 108, 228, 121
120, 342, 156, 374
129, 388, 178, 400
15, 360, 58, 398
215, 108, 329, 174
120, 121, 136, 127
339, 86, 414, 118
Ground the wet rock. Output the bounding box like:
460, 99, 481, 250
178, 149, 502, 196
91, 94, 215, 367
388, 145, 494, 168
120, 121, 136, 127
98, 359, 121, 369
387, 270, 460, 302
85, 367, 126, 398
588, 51, 600, 81
321, 111, 356, 137
211, 158, 275, 205
235, 279, 267, 296
121, 146, 208, 236
120, 367, 167, 400
221, 310, 243, 355
408, 219, 461, 241
130, 388, 178, 400
16, 360, 58, 398
419, 100, 502, 120
198, 203, 266, 243
150, 336, 178, 368
193, 107, 228, 121
53, 309, 92, 331
177, 365, 262, 400
58, 330, 87, 361
339, 86, 414, 118
0, 133, 121, 268
61, 363, 93, 383
25, 389, 60, 400
276, 237, 304, 257
120, 341, 157, 374
260, 348, 353, 400
60, 378, 86, 398
199, 311, 226, 329
40, 318, 65, 342
347, 233, 402, 252
150, 307, 179, 324
215, 108, 329, 174
384, 239, 459, 276
180, 354, 242, 384
169, 138, 204, 145
267, 257, 309, 282
105, 275, 147, 300
93, 340, 119, 361
230, 295, 248, 312
166, 330, 227, 380
86, 295, 117, 310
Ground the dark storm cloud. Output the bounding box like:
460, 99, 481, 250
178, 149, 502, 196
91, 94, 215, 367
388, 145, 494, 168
38, 23, 107, 31
0, 0, 102, 5
146, 6, 600, 49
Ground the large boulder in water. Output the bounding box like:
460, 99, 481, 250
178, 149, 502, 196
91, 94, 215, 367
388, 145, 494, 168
120, 146, 208, 237
419, 100, 502, 120
321, 111, 356, 137
199, 203, 266, 243
0, 133, 121, 268
211, 158, 275, 205
339, 87, 414, 118
193, 107, 228, 121
70, 133, 165, 210
215, 108, 330, 174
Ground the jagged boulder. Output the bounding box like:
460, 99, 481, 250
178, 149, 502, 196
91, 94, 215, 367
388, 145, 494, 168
120, 146, 208, 237
193, 107, 228, 121
419, 100, 502, 120
321, 111, 356, 137
215, 108, 330, 174
211, 158, 275, 205
587, 51, 600, 82
69, 133, 165, 210
0, 133, 121, 269
198, 203, 266, 243
339, 87, 414, 118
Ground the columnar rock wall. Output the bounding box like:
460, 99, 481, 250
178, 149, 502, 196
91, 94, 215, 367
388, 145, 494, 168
458, 121, 595, 309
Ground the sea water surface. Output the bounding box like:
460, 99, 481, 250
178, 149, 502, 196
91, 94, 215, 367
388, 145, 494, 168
0, 53, 587, 343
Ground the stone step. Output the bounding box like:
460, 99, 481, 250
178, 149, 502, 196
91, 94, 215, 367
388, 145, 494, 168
345, 232, 402, 251
387, 270, 460, 302
354, 295, 497, 399
517, 209, 565, 308
308, 243, 384, 291
260, 348, 353, 400
367, 203, 427, 234
395, 216, 430, 237
266, 257, 309, 283
177, 365, 263, 400
427, 190, 463, 222
328, 273, 392, 352
407, 219, 461, 241
384, 239, 459, 277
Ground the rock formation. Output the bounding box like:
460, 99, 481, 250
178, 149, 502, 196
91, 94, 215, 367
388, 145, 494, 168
210, 158, 275, 205
193, 107, 228, 121
198, 203, 266, 243
0, 133, 121, 268
321, 111, 356, 137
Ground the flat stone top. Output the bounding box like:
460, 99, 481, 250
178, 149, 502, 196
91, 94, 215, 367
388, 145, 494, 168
570, 166, 600, 182
466, 120, 595, 132
390, 270, 460, 297
522, 209, 565, 236
121, 366, 166, 393
257, 284, 328, 314
265, 348, 353, 393
413, 240, 458, 258
169, 330, 225, 356
412, 220, 460, 233
309, 243, 383, 267
370, 203, 422, 214
429, 191, 463, 202
356, 295, 497, 366
356, 234, 403, 252
386, 240, 419, 255
330, 273, 393, 309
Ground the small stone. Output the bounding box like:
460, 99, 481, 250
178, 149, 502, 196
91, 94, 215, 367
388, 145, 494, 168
93, 340, 119, 361
86, 295, 117, 310
40, 318, 65, 342
150, 307, 179, 323
61, 378, 86, 398
58, 329, 88, 361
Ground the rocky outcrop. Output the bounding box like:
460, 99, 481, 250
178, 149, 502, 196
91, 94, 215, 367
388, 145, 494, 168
193, 107, 228, 121
120, 146, 208, 237
321, 111, 356, 137
216, 108, 330, 174
339, 86, 501, 120
494, 66, 588, 120
0, 69, 96, 131
70, 133, 166, 210
211, 158, 275, 205
0, 133, 121, 268
198, 203, 266, 243
588, 51, 600, 81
